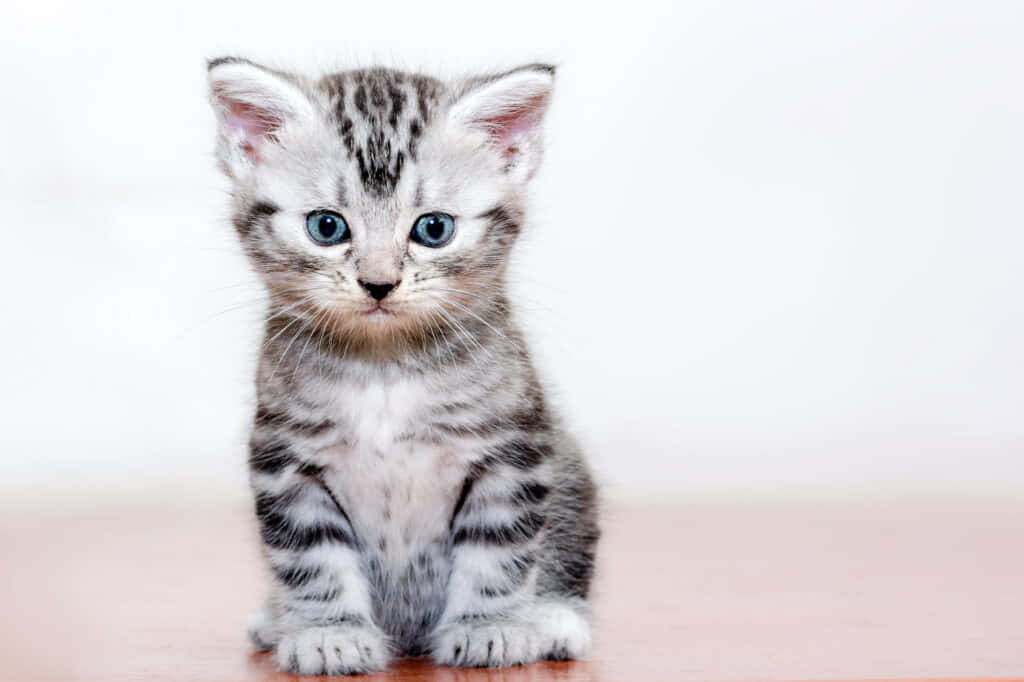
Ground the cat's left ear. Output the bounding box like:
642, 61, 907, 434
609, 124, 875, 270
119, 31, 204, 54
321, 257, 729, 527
207, 57, 316, 179
449, 64, 555, 183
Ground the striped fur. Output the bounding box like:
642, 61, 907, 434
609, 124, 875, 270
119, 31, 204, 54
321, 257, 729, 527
208, 59, 598, 675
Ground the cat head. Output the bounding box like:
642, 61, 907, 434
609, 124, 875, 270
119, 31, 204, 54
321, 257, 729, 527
207, 58, 554, 358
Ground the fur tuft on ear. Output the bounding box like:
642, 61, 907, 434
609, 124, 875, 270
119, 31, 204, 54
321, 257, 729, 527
449, 64, 556, 183
207, 57, 315, 178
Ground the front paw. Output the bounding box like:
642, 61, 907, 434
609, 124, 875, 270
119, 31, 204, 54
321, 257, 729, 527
275, 623, 390, 675
432, 620, 540, 668
247, 610, 279, 651
431, 603, 591, 668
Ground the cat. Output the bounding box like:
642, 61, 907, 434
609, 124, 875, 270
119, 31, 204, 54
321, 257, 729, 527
207, 57, 599, 675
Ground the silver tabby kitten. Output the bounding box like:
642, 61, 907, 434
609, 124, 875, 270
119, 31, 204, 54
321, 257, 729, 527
207, 58, 599, 675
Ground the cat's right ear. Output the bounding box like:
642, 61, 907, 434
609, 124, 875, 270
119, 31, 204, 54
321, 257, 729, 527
207, 57, 315, 179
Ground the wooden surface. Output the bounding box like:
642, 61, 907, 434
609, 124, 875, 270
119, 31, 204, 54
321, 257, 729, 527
1, 494, 1023, 681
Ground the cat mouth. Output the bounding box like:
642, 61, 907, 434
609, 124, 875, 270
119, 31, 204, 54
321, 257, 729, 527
360, 303, 396, 317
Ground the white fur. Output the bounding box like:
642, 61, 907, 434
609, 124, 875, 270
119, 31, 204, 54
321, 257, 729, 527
448, 69, 554, 184
318, 373, 482, 562
208, 60, 317, 180
431, 600, 591, 667
275, 622, 390, 675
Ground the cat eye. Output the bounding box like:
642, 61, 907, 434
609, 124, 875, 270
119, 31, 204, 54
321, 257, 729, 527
305, 211, 350, 246
410, 213, 456, 248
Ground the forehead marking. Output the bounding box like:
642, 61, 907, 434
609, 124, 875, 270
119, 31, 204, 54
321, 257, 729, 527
320, 69, 442, 198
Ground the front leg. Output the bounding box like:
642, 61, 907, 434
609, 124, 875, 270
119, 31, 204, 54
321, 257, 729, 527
431, 455, 592, 667
248, 439, 389, 675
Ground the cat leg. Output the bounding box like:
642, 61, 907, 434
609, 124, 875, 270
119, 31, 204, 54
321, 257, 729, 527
431, 463, 592, 667
250, 455, 389, 675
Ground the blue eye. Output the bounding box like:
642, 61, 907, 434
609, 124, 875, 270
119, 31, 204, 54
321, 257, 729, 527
306, 211, 350, 245
411, 213, 455, 248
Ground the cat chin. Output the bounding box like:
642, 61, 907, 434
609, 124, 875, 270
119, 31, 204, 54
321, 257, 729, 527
310, 310, 444, 360
341, 306, 419, 331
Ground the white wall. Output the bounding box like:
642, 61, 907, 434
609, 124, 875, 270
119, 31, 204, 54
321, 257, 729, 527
1, 0, 1022, 499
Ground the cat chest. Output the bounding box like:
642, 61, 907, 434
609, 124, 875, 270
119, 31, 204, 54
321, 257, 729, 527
323, 439, 466, 556
316, 380, 474, 558
322, 429, 471, 647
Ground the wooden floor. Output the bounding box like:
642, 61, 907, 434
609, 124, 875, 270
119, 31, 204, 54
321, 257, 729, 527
1, 494, 1023, 681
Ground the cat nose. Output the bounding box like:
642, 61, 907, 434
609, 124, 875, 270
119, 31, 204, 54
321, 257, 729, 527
359, 280, 399, 301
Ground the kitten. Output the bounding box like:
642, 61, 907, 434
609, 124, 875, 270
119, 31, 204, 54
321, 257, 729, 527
207, 58, 599, 675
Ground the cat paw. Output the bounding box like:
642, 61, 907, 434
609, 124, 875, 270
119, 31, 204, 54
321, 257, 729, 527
247, 610, 278, 651
275, 623, 390, 675
431, 602, 591, 668
432, 620, 539, 668
527, 601, 592, 661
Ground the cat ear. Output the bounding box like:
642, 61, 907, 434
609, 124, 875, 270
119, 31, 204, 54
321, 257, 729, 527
207, 57, 315, 178
449, 64, 555, 183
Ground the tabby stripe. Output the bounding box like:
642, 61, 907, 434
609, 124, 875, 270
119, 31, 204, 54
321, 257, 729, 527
255, 406, 335, 438
273, 564, 322, 588
509, 480, 550, 506
255, 491, 354, 550
249, 439, 324, 477
259, 513, 354, 551
452, 510, 545, 546
429, 390, 547, 432
293, 586, 343, 602
295, 461, 326, 477
478, 205, 520, 238
254, 488, 299, 514
489, 439, 550, 470
450, 473, 479, 529
432, 421, 500, 438
232, 200, 278, 235
248, 440, 298, 474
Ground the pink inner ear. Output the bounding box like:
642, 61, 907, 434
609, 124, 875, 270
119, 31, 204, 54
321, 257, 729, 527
218, 95, 282, 164
478, 93, 548, 161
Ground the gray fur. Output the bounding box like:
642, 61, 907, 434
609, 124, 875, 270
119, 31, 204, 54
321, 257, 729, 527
208, 59, 598, 674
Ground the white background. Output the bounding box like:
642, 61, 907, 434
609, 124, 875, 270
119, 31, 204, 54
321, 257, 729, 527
1, 0, 1021, 502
